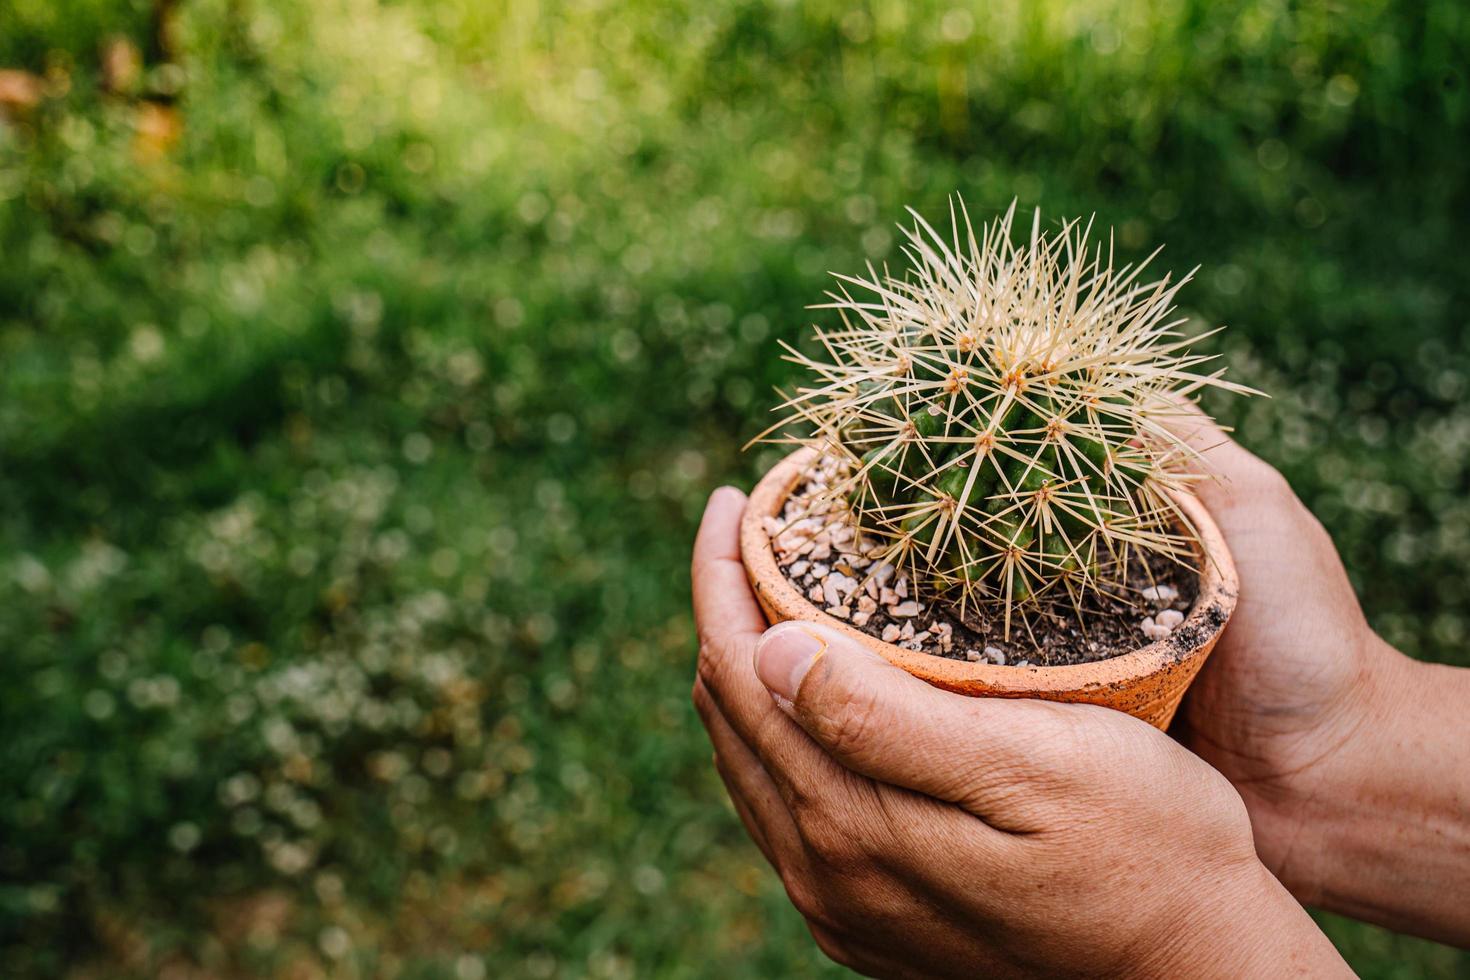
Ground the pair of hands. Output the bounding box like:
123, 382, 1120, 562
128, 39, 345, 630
693, 411, 1469, 976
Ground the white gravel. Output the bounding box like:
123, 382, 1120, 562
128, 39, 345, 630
1138, 616, 1172, 641
772, 453, 1195, 664
1141, 584, 1179, 603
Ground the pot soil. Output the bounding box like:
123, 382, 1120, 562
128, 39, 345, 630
740, 448, 1239, 729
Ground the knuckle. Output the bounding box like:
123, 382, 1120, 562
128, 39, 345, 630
1044, 701, 1110, 751
954, 701, 1101, 810
798, 814, 859, 871
783, 784, 829, 838
690, 678, 712, 716
780, 870, 829, 926
695, 640, 723, 689
695, 619, 720, 652
796, 786, 896, 877
1193, 767, 1251, 830
1005, 700, 1090, 767
807, 922, 862, 973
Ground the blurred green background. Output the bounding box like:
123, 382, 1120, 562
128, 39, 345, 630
1, 0, 1466, 976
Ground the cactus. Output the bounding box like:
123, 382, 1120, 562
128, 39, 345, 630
765, 200, 1252, 636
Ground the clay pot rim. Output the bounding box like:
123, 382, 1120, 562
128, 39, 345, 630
741, 447, 1239, 695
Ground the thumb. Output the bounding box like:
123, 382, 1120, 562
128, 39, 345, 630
753, 621, 1086, 818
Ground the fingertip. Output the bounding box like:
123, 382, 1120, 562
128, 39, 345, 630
754, 621, 892, 705
694, 484, 748, 554
691, 484, 768, 642
709, 484, 748, 510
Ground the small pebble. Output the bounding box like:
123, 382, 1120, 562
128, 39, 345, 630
900, 622, 916, 641
1156, 609, 1184, 629
984, 645, 1006, 666
1139, 616, 1172, 641
889, 600, 922, 618
788, 560, 810, 578
881, 624, 901, 644
826, 605, 851, 620
829, 571, 858, 600
964, 648, 982, 662
1141, 584, 1179, 604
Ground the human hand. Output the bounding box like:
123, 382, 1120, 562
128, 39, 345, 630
691, 488, 1347, 977
1163, 407, 1387, 873
1167, 408, 1470, 944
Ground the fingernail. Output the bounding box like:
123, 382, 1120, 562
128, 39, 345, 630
754, 625, 826, 702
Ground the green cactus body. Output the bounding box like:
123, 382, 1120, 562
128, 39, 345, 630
772, 199, 1252, 633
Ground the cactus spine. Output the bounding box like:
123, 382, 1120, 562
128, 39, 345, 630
767, 200, 1251, 636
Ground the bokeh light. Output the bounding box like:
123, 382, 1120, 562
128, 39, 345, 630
1, 0, 1466, 975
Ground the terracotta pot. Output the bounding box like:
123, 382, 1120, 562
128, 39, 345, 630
740, 448, 1238, 729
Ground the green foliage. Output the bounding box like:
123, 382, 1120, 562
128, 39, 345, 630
0, 0, 153, 71
0, 0, 1466, 976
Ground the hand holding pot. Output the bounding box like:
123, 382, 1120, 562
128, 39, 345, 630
693, 488, 1349, 978
1168, 409, 1470, 945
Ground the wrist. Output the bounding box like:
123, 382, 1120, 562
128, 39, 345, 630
1132, 862, 1349, 979
1263, 641, 1470, 943
1241, 630, 1410, 903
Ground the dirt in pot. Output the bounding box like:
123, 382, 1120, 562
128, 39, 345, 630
766, 471, 1199, 667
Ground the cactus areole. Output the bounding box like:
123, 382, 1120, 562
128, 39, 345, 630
756, 200, 1254, 641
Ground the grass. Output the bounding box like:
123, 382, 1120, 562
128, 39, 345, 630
1, 0, 1467, 976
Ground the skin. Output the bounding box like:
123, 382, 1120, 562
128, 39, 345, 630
1166, 409, 1470, 945
692, 491, 1346, 977
690, 411, 1470, 975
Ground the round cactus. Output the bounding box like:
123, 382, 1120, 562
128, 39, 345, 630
765, 200, 1253, 636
